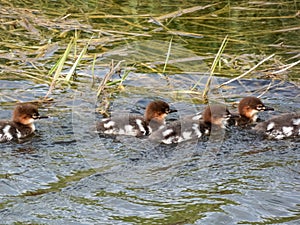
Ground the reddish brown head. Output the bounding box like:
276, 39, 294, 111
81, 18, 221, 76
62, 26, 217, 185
202, 104, 231, 128
238, 97, 274, 121
144, 100, 175, 124
13, 103, 40, 125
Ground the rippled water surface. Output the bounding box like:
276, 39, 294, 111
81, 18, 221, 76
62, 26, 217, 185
1, 0, 300, 224
1, 76, 299, 224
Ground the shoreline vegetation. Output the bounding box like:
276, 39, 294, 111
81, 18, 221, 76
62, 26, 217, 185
0, 1, 299, 110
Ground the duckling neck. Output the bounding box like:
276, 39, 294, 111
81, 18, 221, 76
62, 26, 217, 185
236, 115, 253, 126
147, 118, 165, 131
13, 121, 35, 131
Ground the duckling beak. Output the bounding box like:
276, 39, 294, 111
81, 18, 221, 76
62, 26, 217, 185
32, 114, 49, 119
37, 115, 50, 119
263, 105, 274, 111
169, 108, 177, 114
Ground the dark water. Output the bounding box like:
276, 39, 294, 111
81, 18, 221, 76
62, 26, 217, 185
1, 0, 300, 224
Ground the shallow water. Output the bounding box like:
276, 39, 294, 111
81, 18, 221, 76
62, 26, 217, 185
1, 75, 299, 224
1, 0, 300, 224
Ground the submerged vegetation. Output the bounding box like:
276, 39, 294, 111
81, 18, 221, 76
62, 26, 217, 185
0, 0, 299, 105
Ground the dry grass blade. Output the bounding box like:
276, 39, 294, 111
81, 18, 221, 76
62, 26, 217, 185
89, 14, 151, 19
166, 30, 203, 38
147, 56, 205, 66
97, 60, 125, 97
45, 38, 74, 98
265, 26, 300, 34
91, 54, 97, 87
217, 54, 275, 88
163, 36, 173, 73
272, 59, 300, 74
201, 35, 228, 101
189, 35, 228, 101
97, 29, 151, 37
65, 41, 90, 81
257, 80, 275, 98
150, 4, 219, 22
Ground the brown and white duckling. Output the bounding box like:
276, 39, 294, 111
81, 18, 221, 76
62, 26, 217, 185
229, 96, 274, 126
0, 103, 48, 142
254, 112, 300, 140
149, 104, 232, 144
96, 100, 176, 137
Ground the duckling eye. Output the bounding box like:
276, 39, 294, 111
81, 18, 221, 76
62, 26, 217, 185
256, 105, 265, 110
32, 113, 39, 119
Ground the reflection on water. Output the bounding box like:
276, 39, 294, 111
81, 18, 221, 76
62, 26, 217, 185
0, 75, 299, 224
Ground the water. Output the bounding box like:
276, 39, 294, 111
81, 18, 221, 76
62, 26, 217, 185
1, 0, 300, 224
1, 75, 299, 224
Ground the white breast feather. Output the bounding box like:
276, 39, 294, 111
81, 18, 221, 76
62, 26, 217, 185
266, 122, 275, 131
3, 125, 13, 141
282, 126, 293, 136
124, 125, 137, 135
136, 119, 146, 135
182, 131, 192, 140
162, 129, 174, 137
16, 129, 22, 138
192, 123, 202, 138
104, 121, 115, 128
292, 118, 300, 126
